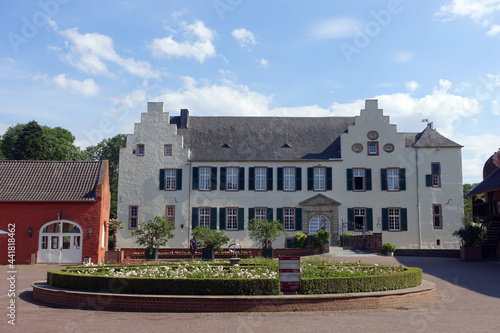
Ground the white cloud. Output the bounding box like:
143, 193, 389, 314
435, 0, 500, 22
406, 80, 420, 92
257, 58, 270, 68
49, 19, 160, 79
148, 20, 216, 63
310, 18, 364, 39
459, 133, 500, 183
232, 28, 257, 49
392, 51, 414, 63
487, 24, 500, 35
34, 73, 100, 96
111, 89, 147, 109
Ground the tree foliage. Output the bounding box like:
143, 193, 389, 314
13, 121, 48, 160
191, 226, 230, 250
85, 134, 127, 219
248, 218, 287, 249
131, 215, 175, 253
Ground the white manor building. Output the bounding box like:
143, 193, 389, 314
116, 100, 464, 251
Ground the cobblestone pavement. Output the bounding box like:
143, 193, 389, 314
1, 250, 499, 333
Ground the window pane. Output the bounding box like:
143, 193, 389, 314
227, 168, 238, 190
226, 208, 238, 230
200, 167, 211, 190
41, 236, 48, 249
255, 208, 267, 220
255, 168, 266, 191
62, 236, 71, 250
387, 169, 399, 191
284, 167, 295, 191
284, 208, 295, 230
389, 208, 400, 231
314, 168, 325, 191
368, 143, 378, 154
353, 169, 365, 191
199, 208, 210, 227
164, 145, 172, 156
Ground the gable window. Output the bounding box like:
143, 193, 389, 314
198, 207, 211, 227
255, 167, 267, 191
433, 204, 442, 229
199, 167, 211, 191
226, 167, 238, 191
136, 144, 145, 156
129, 206, 138, 229
314, 167, 325, 191
226, 208, 238, 230
164, 144, 172, 156
166, 205, 175, 223
283, 208, 296, 230
353, 168, 365, 191
165, 169, 177, 190
387, 168, 400, 191
367, 142, 378, 155
283, 167, 295, 191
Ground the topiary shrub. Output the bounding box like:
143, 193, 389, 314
382, 242, 396, 253
313, 229, 331, 248
292, 232, 307, 248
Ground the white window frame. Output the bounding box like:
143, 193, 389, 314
166, 205, 175, 223
283, 208, 295, 231
164, 144, 172, 156
255, 167, 267, 191
255, 208, 267, 220
199, 167, 211, 191
226, 167, 238, 191
387, 168, 400, 191
353, 168, 365, 191
129, 206, 138, 229
389, 208, 401, 231
199, 208, 210, 227
314, 167, 325, 191
433, 204, 442, 229
354, 208, 366, 231
283, 167, 295, 191
165, 169, 176, 190
226, 208, 238, 230
368, 142, 378, 155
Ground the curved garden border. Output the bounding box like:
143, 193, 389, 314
32, 280, 436, 312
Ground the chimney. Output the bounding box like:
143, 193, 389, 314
365, 99, 378, 110
147, 102, 164, 114
180, 109, 189, 129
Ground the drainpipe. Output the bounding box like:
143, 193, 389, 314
415, 147, 422, 249
187, 158, 192, 242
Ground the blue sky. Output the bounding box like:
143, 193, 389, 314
1, 0, 499, 183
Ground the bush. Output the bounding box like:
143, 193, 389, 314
339, 233, 354, 246
292, 232, 307, 248
192, 226, 230, 250
313, 229, 331, 248
382, 243, 396, 253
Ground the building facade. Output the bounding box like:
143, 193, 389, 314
117, 100, 464, 251
0, 161, 111, 264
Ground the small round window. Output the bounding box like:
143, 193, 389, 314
352, 143, 363, 153
367, 131, 379, 140
383, 143, 395, 153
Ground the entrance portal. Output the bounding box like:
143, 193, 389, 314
38, 220, 82, 264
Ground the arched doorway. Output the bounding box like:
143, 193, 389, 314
308, 215, 330, 235
38, 220, 82, 264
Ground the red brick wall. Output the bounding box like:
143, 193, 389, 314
349, 233, 382, 252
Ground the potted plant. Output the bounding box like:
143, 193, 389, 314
191, 226, 230, 260
382, 242, 396, 256
453, 221, 486, 261
248, 218, 287, 258
131, 215, 175, 260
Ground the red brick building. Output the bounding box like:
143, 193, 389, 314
0, 161, 110, 264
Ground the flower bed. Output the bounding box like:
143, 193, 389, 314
47, 258, 421, 295
128, 250, 253, 260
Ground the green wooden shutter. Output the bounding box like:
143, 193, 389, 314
432, 163, 440, 175
192, 167, 199, 190
220, 167, 226, 191
346, 168, 353, 191
401, 208, 408, 231
210, 208, 217, 230
211, 167, 217, 191
296, 167, 302, 191
159, 169, 165, 190
248, 208, 255, 220
277, 208, 283, 223
267, 167, 273, 191
382, 208, 389, 231
238, 208, 244, 230
249, 167, 255, 190
176, 169, 182, 190
347, 208, 354, 231
399, 168, 406, 191
307, 167, 314, 191
367, 208, 373, 231
218, 208, 225, 230
267, 207, 273, 220
366, 169, 372, 191
381, 168, 387, 191
326, 167, 333, 191
277, 167, 283, 191
192, 207, 198, 230
425, 174, 432, 187
295, 208, 302, 230
239, 167, 245, 190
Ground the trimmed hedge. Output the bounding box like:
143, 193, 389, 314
300, 267, 422, 294
47, 270, 280, 295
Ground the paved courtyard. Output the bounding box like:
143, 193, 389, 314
1, 250, 499, 333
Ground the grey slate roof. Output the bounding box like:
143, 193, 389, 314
412, 125, 462, 148
0, 161, 103, 202
465, 167, 500, 197
176, 116, 355, 161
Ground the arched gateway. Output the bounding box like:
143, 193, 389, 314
38, 220, 83, 264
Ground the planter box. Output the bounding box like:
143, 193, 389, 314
105, 250, 124, 264
460, 246, 482, 261
262, 248, 274, 258
202, 248, 214, 260
145, 248, 158, 260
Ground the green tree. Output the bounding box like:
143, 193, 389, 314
132, 215, 175, 254
85, 134, 127, 219
191, 226, 230, 250
13, 120, 48, 160
43, 126, 89, 161
0, 140, 4, 160
248, 218, 287, 249
1, 124, 25, 159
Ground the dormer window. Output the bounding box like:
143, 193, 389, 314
367, 142, 378, 155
